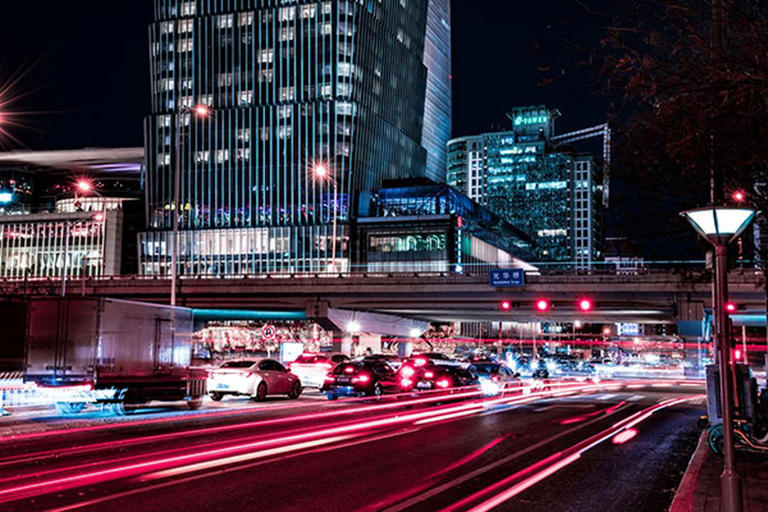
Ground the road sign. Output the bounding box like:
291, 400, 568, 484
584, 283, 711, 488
261, 324, 277, 340
489, 268, 525, 287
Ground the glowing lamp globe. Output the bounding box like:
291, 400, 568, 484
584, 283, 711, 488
681, 207, 756, 246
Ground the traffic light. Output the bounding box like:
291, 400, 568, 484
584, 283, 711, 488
578, 298, 593, 312
500, 300, 512, 311
535, 298, 551, 312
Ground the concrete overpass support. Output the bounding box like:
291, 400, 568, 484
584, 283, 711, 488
675, 297, 707, 377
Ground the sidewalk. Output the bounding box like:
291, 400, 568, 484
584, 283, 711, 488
670, 431, 768, 512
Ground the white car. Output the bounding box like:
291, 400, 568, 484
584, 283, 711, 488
468, 362, 523, 395
288, 353, 350, 388
207, 359, 302, 401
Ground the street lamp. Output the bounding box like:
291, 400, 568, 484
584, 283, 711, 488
682, 205, 756, 512
171, 104, 211, 307
312, 161, 339, 273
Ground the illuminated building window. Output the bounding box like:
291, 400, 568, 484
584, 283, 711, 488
279, 6, 295, 22
300, 5, 316, 18
180, 1, 195, 16
239, 12, 253, 26
218, 14, 233, 29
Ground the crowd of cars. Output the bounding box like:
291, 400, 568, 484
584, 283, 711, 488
205, 351, 534, 402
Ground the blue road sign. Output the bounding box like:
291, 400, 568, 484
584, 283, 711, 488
489, 268, 525, 287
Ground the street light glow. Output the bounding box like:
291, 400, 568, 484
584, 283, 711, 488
535, 299, 550, 312
731, 190, 745, 202
194, 105, 210, 117
578, 298, 593, 312
682, 207, 756, 245
346, 320, 361, 333
314, 163, 328, 179
77, 180, 93, 192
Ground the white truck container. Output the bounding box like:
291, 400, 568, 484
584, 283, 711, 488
23, 297, 206, 414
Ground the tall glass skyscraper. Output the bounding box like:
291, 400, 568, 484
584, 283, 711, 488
421, 0, 451, 183
140, 0, 436, 275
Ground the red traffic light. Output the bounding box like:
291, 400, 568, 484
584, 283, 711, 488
500, 300, 512, 311
535, 299, 551, 312
578, 298, 593, 312
725, 302, 737, 313
731, 190, 746, 203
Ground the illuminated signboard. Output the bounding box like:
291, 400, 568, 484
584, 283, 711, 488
513, 114, 549, 126
0, 191, 13, 204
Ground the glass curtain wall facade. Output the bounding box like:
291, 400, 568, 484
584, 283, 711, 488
141, 0, 430, 276
421, 0, 451, 183
0, 210, 122, 279
447, 129, 602, 267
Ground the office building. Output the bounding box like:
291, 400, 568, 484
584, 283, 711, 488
140, 0, 442, 276
354, 178, 533, 273
421, 0, 451, 183
0, 148, 144, 278
447, 106, 608, 268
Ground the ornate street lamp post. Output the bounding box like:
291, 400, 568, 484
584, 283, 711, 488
682, 206, 756, 512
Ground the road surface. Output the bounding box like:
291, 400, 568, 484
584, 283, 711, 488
0, 380, 706, 512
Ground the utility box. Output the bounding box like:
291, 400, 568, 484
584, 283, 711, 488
706, 363, 756, 425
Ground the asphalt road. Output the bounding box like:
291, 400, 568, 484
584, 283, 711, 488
0, 380, 706, 512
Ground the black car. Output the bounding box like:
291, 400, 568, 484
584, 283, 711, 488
324, 360, 398, 399
432, 365, 479, 389
397, 363, 477, 391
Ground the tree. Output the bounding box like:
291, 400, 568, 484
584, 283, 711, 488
594, 0, 768, 357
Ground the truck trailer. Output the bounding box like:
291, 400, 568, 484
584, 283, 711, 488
22, 297, 206, 414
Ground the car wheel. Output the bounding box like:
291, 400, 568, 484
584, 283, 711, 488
288, 381, 302, 399
209, 392, 224, 402
187, 398, 203, 410
252, 382, 267, 402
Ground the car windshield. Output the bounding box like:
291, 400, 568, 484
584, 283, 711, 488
470, 364, 500, 375
221, 361, 256, 368
293, 355, 328, 364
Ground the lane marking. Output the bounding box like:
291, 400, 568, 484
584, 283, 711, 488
378, 405, 629, 512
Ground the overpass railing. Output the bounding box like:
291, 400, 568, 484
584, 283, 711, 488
0, 260, 755, 286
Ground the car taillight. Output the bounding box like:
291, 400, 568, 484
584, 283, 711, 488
320, 363, 333, 371
324, 374, 336, 382
400, 378, 413, 388
239, 371, 251, 377
424, 370, 434, 379
436, 378, 450, 388
413, 357, 428, 367
400, 366, 415, 377
352, 373, 371, 384
492, 375, 500, 382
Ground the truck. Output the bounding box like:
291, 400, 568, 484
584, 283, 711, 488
21, 297, 206, 414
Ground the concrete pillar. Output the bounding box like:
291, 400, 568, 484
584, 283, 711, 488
397, 341, 413, 358
357, 333, 381, 356
331, 331, 352, 356
676, 298, 707, 378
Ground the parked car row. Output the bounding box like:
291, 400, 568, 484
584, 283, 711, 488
205, 352, 524, 403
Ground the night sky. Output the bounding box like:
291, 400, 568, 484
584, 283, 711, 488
3, 1, 687, 257
0, 1, 613, 150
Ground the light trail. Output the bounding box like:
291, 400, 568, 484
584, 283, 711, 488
0, 380, 613, 503
458, 394, 704, 511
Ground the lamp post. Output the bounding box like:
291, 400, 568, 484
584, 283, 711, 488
313, 162, 338, 273
682, 206, 756, 512
171, 104, 210, 307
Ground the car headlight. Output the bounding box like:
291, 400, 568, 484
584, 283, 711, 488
480, 379, 501, 395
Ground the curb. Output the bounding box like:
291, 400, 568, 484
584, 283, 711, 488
669, 430, 709, 512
